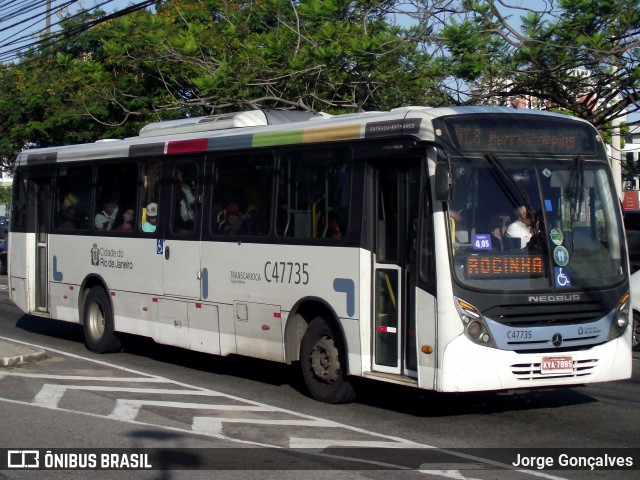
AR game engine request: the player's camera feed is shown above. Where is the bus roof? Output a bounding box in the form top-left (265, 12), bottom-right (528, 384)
top-left (15, 106), bottom-right (592, 166)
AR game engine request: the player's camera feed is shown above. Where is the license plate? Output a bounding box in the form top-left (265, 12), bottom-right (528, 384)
top-left (540, 356), bottom-right (573, 374)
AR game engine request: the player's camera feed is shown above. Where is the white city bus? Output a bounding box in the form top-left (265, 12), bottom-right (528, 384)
top-left (9, 106), bottom-right (632, 403)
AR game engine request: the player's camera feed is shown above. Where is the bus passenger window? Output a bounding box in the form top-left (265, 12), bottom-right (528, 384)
top-left (276, 149), bottom-right (350, 239)
top-left (211, 154), bottom-right (273, 237)
top-left (55, 165), bottom-right (92, 231)
top-left (171, 164), bottom-right (197, 235)
top-left (141, 161), bottom-right (160, 234)
top-left (95, 162), bottom-right (138, 233)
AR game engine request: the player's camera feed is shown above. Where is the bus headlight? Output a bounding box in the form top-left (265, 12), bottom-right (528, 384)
top-left (608, 293), bottom-right (630, 341)
top-left (454, 297), bottom-right (496, 348)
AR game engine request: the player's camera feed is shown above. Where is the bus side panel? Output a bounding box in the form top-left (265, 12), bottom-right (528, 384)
top-left (8, 232), bottom-right (31, 314)
top-left (47, 235), bottom-right (164, 336)
top-left (49, 281), bottom-right (81, 323)
top-left (344, 247), bottom-right (371, 376)
top-left (234, 302), bottom-right (283, 362)
top-left (415, 288), bottom-right (437, 390)
top-left (189, 303), bottom-right (220, 355)
top-left (48, 235), bottom-right (164, 295)
top-left (112, 290), bottom-right (159, 340)
top-left (202, 242), bottom-right (362, 366)
top-left (158, 298), bottom-right (189, 349)
top-left (218, 303), bottom-right (237, 356)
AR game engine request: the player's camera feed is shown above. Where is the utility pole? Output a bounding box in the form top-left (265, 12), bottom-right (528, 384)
top-left (46, 0), bottom-right (52, 34)
top-left (612, 115), bottom-right (623, 200)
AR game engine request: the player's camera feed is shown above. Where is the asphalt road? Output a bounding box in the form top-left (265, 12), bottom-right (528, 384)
top-left (0, 275), bottom-right (638, 480)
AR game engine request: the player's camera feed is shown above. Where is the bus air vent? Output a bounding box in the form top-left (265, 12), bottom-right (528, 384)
top-left (139, 110), bottom-right (326, 137)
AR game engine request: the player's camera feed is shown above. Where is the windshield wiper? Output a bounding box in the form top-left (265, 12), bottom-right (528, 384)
top-left (484, 153), bottom-right (533, 212)
top-left (567, 155), bottom-right (585, 222)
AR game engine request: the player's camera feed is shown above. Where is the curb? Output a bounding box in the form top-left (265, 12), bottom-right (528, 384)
top-left (0, 340), bottom-right (48, 367)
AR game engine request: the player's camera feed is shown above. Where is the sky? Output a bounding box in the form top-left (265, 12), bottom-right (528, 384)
top-left (0, 0), bottom-right (147, 63)
top-left (0, 0), bottom-right (637, 125)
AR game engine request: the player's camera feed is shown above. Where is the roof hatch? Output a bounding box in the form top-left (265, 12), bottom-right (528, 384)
top-left (139, 109), bottom-right (326, 137)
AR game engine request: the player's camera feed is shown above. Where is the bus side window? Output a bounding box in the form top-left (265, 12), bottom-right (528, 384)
top-left (212, 154), bottom-right (273, 237)
top-left (11, 169), bottom-right (27, 230)
top-left (55, 165), bottom-right (92, 231)
top-left (95, 162), bottom-right (138, 232)
top-left (276, 149), bottom-right (350, 239)
top-left (141, 161), bottom-right (161, 234)
top-left (171, 163), bottom-right (197, 235)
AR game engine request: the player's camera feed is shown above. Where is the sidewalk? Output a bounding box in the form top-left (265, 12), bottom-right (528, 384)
top-left (0, 338), bottom-right (47, 367)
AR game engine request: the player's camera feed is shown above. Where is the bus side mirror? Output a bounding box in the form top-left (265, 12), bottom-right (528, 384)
top-left (435, 162), bottom-right (453, 201)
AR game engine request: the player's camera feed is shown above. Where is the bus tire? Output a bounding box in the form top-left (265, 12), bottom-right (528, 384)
top-left (300, 316), bottom-right (356, 404)
top-left (82, 287), bottom-right (121, 353)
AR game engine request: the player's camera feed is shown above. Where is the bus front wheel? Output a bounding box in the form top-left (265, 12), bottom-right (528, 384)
top-left (82, 287), bottom-right (121, 353)
top-left (300, 317), bottom-right (356, 404)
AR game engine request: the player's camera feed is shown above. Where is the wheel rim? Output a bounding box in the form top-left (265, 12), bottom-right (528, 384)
top-left (87, 301), bottom-right (106, 341)
top-left (634, 314), bottom-right (640, 349)
top-left (309, 334), bottom-right (340, 384)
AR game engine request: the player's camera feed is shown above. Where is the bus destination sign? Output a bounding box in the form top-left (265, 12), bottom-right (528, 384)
top-left (446, 117), bottom-right (596, 154)
top-left (466, 255), bottom-right (544, 279)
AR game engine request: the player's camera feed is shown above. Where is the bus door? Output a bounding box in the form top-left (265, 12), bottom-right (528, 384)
top-left (27, 174), bottom-right (53, 313)
top-left (158, 160), bottom-right (217, 352)
top-left (161, 160), bottom-right (203, 299)
top-left (372, 160), bottom-right (421, 376)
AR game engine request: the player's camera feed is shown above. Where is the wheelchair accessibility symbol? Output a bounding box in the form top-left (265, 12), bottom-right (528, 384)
top-left (554, 267), bottom-right (571, 288)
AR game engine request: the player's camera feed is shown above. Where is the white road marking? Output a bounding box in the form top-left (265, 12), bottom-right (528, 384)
top-left (0, 336), bottom-right (569, 479)
top-left (110, 399), bottom-right (274, 422)
top-left (289, 438), bottom-right (422, 449)
top-left (192, 417), bottom-right (336, 436)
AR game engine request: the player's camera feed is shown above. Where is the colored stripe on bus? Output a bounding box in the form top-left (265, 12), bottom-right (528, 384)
top-left (303, 124), bottom-right (362, 143)
top-left (26, 152), bottom-right (58, 164)
top-left (130, 142), bottom-right (165, 157)
top-left (208, 135), bottom-right (253, 151)
top-left (252, 129), bottom-right (304, 148)
top-left (167, 138), bottom-right (209, 154)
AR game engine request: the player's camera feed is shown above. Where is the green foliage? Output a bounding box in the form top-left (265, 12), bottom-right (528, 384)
top-left (441, 0), bottom-right (640, 133)
top-left (1, 0), bottom-right (639, 171)
top-left (0, 187), bottom-right (10, 208)
top-left (0, 0), bottom-right (448, 169)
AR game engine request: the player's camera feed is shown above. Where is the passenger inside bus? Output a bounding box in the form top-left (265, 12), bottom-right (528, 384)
top-left (58, 206), bottom-right (77, 230)
top-left (505, 206), bottom-right (533, 249)
top-left (220, 203), bottom-right (245, 235)
top-left (114, 208), bottom-right (135, 232)
top-left (328, 220), bottom-right (341, 238)
top-left (175, 168), bottom-right (196, 232)
top-left (488, 213), bottom-right (510, 251)
top-left (95, 201), bottom-right (117, 231)
top-left (141, 203), bottom-right (158, 233)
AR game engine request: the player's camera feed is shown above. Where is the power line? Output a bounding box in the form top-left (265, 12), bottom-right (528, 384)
top-left (0, 0), bottom-right (157, 63)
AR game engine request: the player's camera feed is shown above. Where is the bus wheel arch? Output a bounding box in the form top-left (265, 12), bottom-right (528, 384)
top-left (285, 298), bottom-right (344, 363)
top-left (288, 299), bottom-right (356, 403)
top-left (80, 276), bottom-right (121, 353)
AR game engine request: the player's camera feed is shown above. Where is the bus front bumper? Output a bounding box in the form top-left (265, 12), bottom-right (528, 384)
top-left (437, 331), bottom-right (632, 392)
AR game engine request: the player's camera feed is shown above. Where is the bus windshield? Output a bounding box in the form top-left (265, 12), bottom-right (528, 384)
top-left (447, 155), bottom-right (624, 291)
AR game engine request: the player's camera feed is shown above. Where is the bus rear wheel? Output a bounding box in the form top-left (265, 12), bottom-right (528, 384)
top-left (82, 287), bottom-right (121, 353)
top-left (300, 317), bottom-right (356, 404)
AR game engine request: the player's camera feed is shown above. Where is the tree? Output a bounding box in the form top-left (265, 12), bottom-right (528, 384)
top-left (94, 0), bottom-right (449, 113)
top-left (3, 0), bottom-right (639, 173)
top-left (0, 0), bottom-right (452, 168)
top-left (435, 0), bottom-right (640, 131)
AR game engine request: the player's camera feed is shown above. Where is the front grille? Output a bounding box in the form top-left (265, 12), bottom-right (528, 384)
top-left (484, 301), bottom-right (606, 327)
top-left (510, 358), bottom-right (598, 381)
